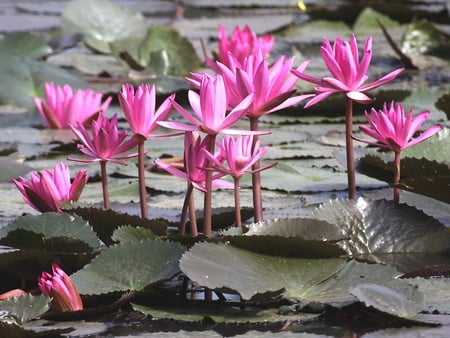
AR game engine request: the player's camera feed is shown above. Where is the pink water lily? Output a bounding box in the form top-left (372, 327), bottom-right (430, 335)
top-left (205, 24), bottom-right (275, 71)
top-left (292, 34), bottom-right (404, 107)
top-left (357, 101), bottom-right (443, 153)
top-left (159, 74), bottom-right (253, 136)
top-left (34, 82), bottom-right (112, 129)
top-left (13, 162), bottom-right (88, 213)
top-left (38, 263), bottom-right (83, 312)
top-left (118, 83), bottom-right (174, 141)
top-left (69, 114), bottom-right (138, 165)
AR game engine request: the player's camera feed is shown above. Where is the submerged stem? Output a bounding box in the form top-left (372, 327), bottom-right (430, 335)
top-left (393, 150), bottom-right (401, 204)
top-left (345, 97), bottom-right (356, 199)
top-left (249, 117), bottom-right (263, 222)
top-left (137, 141), bottom-right (148, 219)
top-left (100, 161), bottom-right (110, 210)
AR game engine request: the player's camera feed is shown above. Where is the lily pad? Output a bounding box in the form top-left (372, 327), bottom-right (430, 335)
top-left (71, 239), bottom-right (184, 295)
top-left (111, 225), bottom-right (158, 243)
top-left (401, 19), bottom-right (450, 57)
top-left (0, 32), bottom-right (52, 59)
top-left (0, 294), bottom-right (49, 325)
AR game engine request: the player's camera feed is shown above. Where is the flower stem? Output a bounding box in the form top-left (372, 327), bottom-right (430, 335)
top-left (234, 177), bottom-right (242, 228)
top-left (249, 117), bottom-right (263, 222)
top-left (345, 97), bottom-right (356, 199)
top-left (138, 141), bottom-right (148, 219)
top-left (100, 161), bottom-right (110, 209)
top-left (189, 188), bottom-right (198, 237)
top-left (203, 134), bottom-right (216, 236)
top-left (393, 150), bottom-right (401, 204)
top-left (179, 182), bottom-right (192, 235)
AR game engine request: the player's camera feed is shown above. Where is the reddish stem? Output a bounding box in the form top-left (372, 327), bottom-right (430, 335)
top-left (203, 134), bottom-right (216, 236)
top-left (234, 177), bottom-right (242, 228)
top-left (138, 141), bottom-right (148, 219)
top-left (345, 97), bottom-right (356, 200)
top-left (249, 117), bottom-right (263, 222)
top-left (100, 161), bottom-right (110, 210)
top-left (179, 182), bottom-right (192, 235)
top-left (189, 188), bottom-right (198, 237)
top-left (393, 150), bottom-right (401, 204)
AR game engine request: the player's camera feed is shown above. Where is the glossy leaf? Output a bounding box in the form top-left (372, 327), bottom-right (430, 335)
top-left (0, 294), bottom-right (49, 325)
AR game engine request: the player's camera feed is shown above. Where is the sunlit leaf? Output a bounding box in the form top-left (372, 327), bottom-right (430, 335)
top-left (71, 239), bottom-right (184, 295)
top-left (401, 19), bottom-right (450, 57)
top-left (111, 225), bottom-right (157, 243)
top-left (0, 32), bottom-right (52, 59)
top-left (0, 294), bottom-right (49, 325)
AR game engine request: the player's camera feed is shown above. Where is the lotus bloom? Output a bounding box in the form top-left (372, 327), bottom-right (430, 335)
top-left (204, 135), bottom-right (273, 179)
top-left (292, 34), bottom-right (404, 108)
top-left (69, 113), bottom-right (138, 165)
top-left (357, 101), bottom-right (442, 152)
top-left (155, 132), bottom-right (232, 192)
top-left (34, 82), bottom-right (112, 129)
top-left (159, 74), bottom-right (253, 136)
top-left (13, 163), bottom-right (88, 213)
top-left (205, 24), bottom-right (275, 71)
top-left (356, 101), bottom-right (442, 203)
top-left (118, 83), bottom-right (174, 141)
top-left (38, 263), bottom-right (83, 312)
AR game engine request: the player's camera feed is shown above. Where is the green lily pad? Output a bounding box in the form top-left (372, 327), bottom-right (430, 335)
top-left (111, 225), bottom-right (158, 243)
top-left (353, 7), bottom-right (400, 34)
top-left (312, 197), bottom-right (450, 256)
top-left (0, 159), bottom-right (33, 183)
top-left (401, 19), bottom-right (450, 57)
top-left (0, 294), bottom-right (49, 325)
top-left (402, 127), bottom-right (449, 163)
top-left (410, 277), bottom-right (450, 314)
top-left (70, 239), bottom-right (184, 295)
top-left (0, 32), bottom-right (52, 59)
top-left (0, 213), bottom-right (100, 252)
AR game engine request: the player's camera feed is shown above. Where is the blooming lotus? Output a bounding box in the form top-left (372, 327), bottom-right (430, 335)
top-left (34, 82), bottom-right (112, 129)
top-left (118, 83), bottom-right (174, 141)
top-left (292, 34), bottom-right (404, 107)
top-left (13, 163), bottom-right (88, 213)
top-left (203, 134), bottom-right (273, 179)
top-left (69, 114), bottom-right (138, 165)
top-left (205, 24), bottom-right (275, 71)
top-left (357, 101), bottom-right (443, 153)
top-left (159, 74), bottom-right (254, 136)
top-left (38, 263), bottom-right (83, 312)
top-left (155, 132), bottom-right (233, 192)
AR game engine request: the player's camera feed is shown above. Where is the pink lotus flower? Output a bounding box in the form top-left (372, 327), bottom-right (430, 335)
top-left (34, 82), bottom-right (112, 129)
top-left (212, 51), bottom-right (313, 118)
top-left (203, 134), bottom-right (273, 179)
top-left (69, 114), bottom-right (138, 165)
top-left (118, 84), bottom-right (174, 141)
top-left (155, 132), bottom-right (233, 192)
top-left (357, 101), bottom-right (443, 152)
top-left (292, 34), bottom-right (404, 107)
top-left (205, 24), bottom-right (275, 71)
top-left (158, 74), bottom-right (254, 136)
top-left (38, 263), bottom-right (83, 312)
top-left (13, 163), bottom-right (88, 213)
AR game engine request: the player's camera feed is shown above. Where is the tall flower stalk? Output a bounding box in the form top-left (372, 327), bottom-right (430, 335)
top-left (292, 34), bottom-right (404, 199)
top-left (68, 114), bottom-right (139, 209)
top-left (355, 101), bottom-right (442, 203)
top-left (118, 84), bottom-right (174, 219)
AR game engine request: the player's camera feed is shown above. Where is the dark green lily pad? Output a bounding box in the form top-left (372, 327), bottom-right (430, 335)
top-left (70, 239), bottom-right (184, 295)
top-left (312, 198), bottom-right (450, 257)
top-left (0, 294), bottom-right (49, 325)
top-left (111, 225), bottom-right (158, 243)
top-left (0, 213), bottom-right (100, 252)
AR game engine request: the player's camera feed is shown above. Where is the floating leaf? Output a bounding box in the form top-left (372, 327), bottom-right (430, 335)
top-left (71, 239), bottom-right (184, 295)
top-left (0, 294), bottom-right (49, 325)
top-left (401, 19), bottom-right (450, 57)
top-left (353, 7), bottom-right (400, 34)
top-left (312, 198), bottom-right (450, 256)
top-left (0, 32), bottom-right (52, 59)
top-left (111, 225), bottom-right (157, 243)
top-left (0, 213), bottom-right (100, 252)
top-left (402, 128), bottom-right (449, 163)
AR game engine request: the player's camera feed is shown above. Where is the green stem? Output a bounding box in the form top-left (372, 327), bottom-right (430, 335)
top-left (138, 141), bottom-right (148, 219)
top-left (203, 134), bottom-right (216, 236)
top-left (100, 161), bottom-right (110, 210)
top-left (234, 177), bottom-right (242, 228)
top-left (393, 150), bottom-right (401, 204)
top-left (179, 182), bottom-right (193, 235)
top-left (345, 97), bottom-right (356, 199)
top-left (249, 117), bottom-right (263, 222)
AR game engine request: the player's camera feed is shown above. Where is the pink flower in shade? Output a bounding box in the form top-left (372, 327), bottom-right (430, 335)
top-left (356, 101), bottom-right (443, 153)
top-left (292, 34), bottom-right (404, 108)
top-left (158, 74), bottom-right (254, 136)
top-left (118, 84), bottom-right (175, 141)
top-left (69, 114), bottom-right (139, 165)
top-left (203, 134), bottom-right (274, 179)
top-left (205, 24), bottom-right (275, 71)
top-left (154, 132), bottom-right (233, 192)
top-left (208, 51), bottom-right (313, 118)
top-left (34, 82), bottom-right (112, 129)
top-left (13, 163), bottom-right (88, 213)
top-left (38, 263), bottom-right (83, 312)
